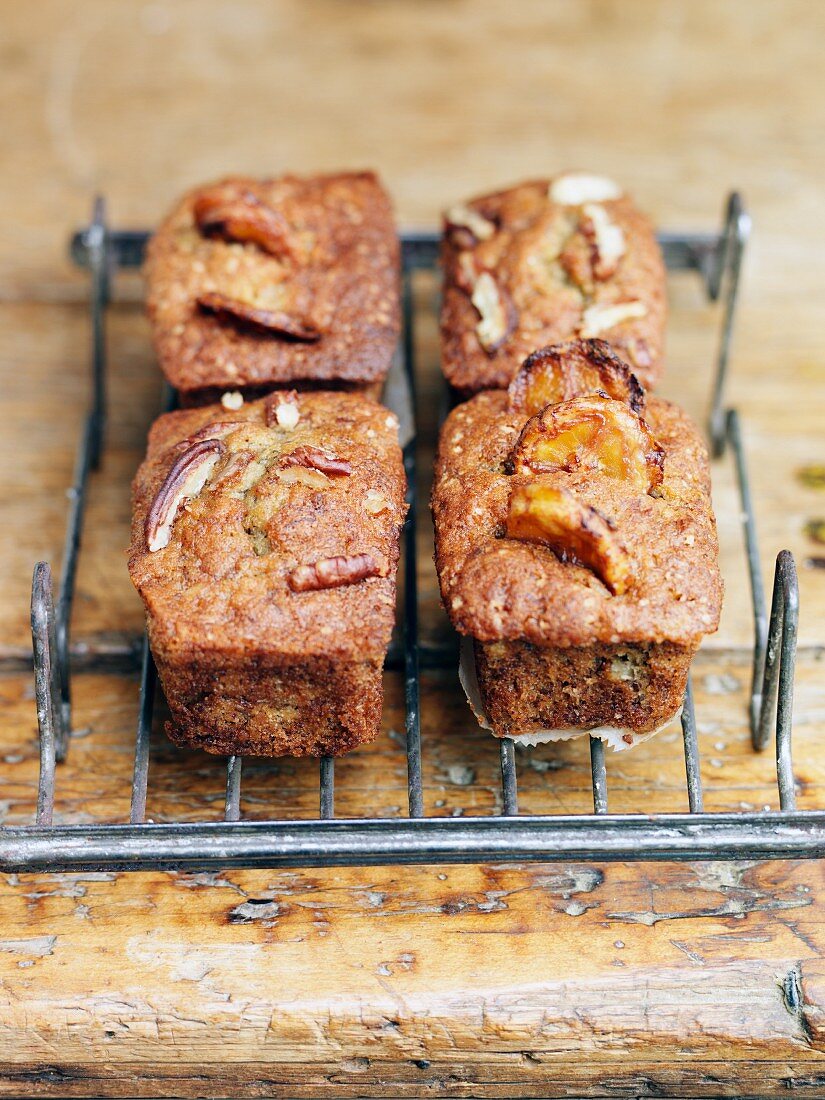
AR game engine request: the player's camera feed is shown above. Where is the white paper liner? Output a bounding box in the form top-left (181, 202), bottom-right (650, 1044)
top-left (458, 637), bottom-right (680, 753)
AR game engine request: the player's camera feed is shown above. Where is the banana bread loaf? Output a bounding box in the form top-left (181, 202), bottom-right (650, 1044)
top-left (144, 172), bottom-right (401, 403)
top-left (129, 390), bottom-right (407, 757)
top-left (432, 339), bottom-right (722, 749)
top-left (440, 174), bottom-right (667, 396)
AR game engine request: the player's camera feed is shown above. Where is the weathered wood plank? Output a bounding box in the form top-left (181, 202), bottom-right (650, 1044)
top-left (1, 0), bottom-right (825, 1094)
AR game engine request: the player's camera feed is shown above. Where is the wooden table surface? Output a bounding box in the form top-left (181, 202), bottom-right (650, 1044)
top-left (2, 2), bottom-right (825, 1096)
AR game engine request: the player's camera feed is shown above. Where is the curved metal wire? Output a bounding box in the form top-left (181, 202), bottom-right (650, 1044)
top-left (709, 192), bottom-right (751, 456)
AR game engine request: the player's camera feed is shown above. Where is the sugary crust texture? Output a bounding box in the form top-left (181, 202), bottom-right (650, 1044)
top-left (474, 640), bottom-right (692, 737)
top-left (144, 172), bottom-right (401, 397)
top-left (432, 391), bottom-right (722, 648)
top-left (129, 391), bottom-right (407, 756)
top-left (441, 177), bottom-right (667, 394)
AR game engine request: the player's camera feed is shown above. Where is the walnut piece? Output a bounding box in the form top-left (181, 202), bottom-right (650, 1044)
top-left (550, 174), bottom-right (622, 205)
top-left (471, 271), bottom-right (515, 354)
top-left (444, 203), bottom-right (496, 245)
top-left (279, 446), bottom-right (352, 477)
top-left (507, 480), bottom-right (633, 595)
top-left (198, 292), bottom-right (321, 341)
top-left (287, 553), bottom-right (382, 592)
top-left (145, 439), bottom-right (226, 552)
top-left (580, 300), bottom-right (647, 338)
top-left (582, 203), bottom-right (626, 279)
top-left (508, 339), bottom-right (645, 417)
top-left (194, 183), bottom-right (296, 259)
top-left (511, 394), bottom-right (664, 493)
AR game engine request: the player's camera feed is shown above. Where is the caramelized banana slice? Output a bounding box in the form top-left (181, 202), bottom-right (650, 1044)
top-left (508, 339), bottom-right (645, 416)
top-left (507, 481), bottom-right (633, 595)
top-left (511, 394), bottom-right (664, 493)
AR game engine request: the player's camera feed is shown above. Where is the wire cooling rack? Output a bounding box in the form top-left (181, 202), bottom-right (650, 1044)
top-left (1, 192), bottom-right (821, 873)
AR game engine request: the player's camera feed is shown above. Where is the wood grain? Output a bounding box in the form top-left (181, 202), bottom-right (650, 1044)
top-left (1, 0), bottom-right (824, 1095)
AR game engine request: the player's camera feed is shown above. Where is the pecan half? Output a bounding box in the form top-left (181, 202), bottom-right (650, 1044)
top-left (279, 446), bottom-right (352, 477)
top-left (511, 394), bottom-right (664, 493)
top-left (145, 439), bottom-right (226, 552)
top-left (198, 292), bottom-right (322, 341)
top-left (508, 339), bottom-right (645, 416)
top-left (194, 184), bottom-right (295, 259)
top-left (507, 480), bottom-right (633, 595)
top-left (287, 552), bottom-right (382, 593)
top-left (470, 272), bottom-right (516, 355)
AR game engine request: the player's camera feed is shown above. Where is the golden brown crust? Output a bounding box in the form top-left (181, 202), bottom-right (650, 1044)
top-left (431, 377), bottom-right (722, 649)
top-left (440, 176), bottom-right (667, 395)
top-left (129, 391), bottom-right (407, 756)
top-left (144, 172), bottom-right (401, 398)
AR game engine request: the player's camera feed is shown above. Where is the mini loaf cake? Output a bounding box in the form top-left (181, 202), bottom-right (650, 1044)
top-left (144, 171), bottom-right (401, 403)
top-left (432, 339), bottom-right (722, 749)
top-left (440, 173), bottom-right (667, 396)
top-left (129, 390), bottom-right (407, 757)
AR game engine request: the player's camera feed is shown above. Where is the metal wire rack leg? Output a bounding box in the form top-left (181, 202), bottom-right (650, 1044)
top-left (30, 563), bottom-right (64, 825)
top-left (709, 192), bottom-right (751, 456)
top-left (319, 757), bottom-right (335, 819)
top-left (680, 678), bottom-right (704, 813)
top-left (757, 551), bottom-right (800, 809)
top-left (589, 737), bottom-right (608, 814)
top-left (225, 756), bottom-right (243, 822)
top-left (726, 409), bottom-right (769, 745)
top-left (129, 640), bottom-right (155, 824)
top-left (401, 266), bottom-right (424, 819)
top-left (33, 198), bottom-right (111, 764)
top-left (499, 739), bottom-right (518, 815)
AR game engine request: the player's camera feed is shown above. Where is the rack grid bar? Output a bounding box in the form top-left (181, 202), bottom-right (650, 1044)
top-left (499, 739), bottom-right (519, 816)
top-left (401, 262), bottom-right (424, 819)
top-left (589, 738), bottom-right (608, 815)
top-left (31, 564), bottom-right (61, 826)
top-left (224, 757), bottom-right (243, 822)
top-left (681, 678), bottom-right (704, 813)
top-left (4, 813), bottom-right (825, 873)
top-left (129, 641), bottom-right (155, 825)
top-left (319, 757), bottom-right (335, 819)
